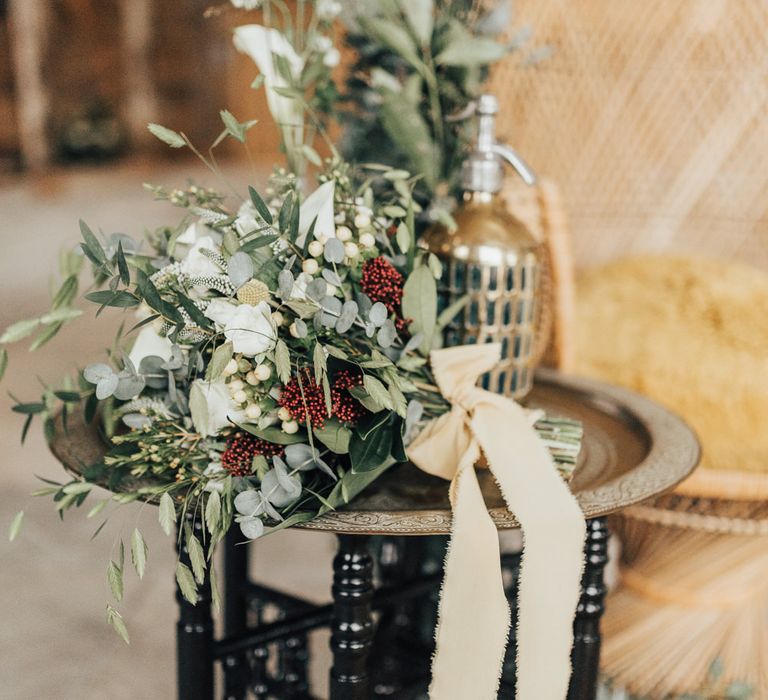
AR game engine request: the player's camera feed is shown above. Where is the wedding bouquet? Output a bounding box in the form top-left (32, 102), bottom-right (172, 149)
top-left (3, 5), bottom-right (585, 694)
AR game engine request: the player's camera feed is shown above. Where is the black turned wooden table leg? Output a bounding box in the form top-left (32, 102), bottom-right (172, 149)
top-left (568, 516), bottom-right (610, 700)
top-left (330, 535), bottom-right (374, 700)
top-left (223, 530), bottom-right (249, 700)
top-left (176, 513), bottom-right (214, 700)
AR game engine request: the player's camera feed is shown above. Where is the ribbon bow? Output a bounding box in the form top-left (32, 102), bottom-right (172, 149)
top-left (408, 343), bottom-right (586, 700)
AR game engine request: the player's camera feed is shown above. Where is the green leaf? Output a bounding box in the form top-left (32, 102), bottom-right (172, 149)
top-left (186, 532), bottom-right (206, 584)
top-left (205, 491), bottom-right (221, 537)
top-left (79, 219), bottom-right (107, 265)
top-left (355, 410), bottom-right (391, 440)
top-left (148, 123), bottom-right (186, 148)
top-left (8, 510), bottom-right (24, 542)
top-left (238, 423), bottom-right (306, 445)
top-left (363, 375), bottom-right (394, 411)
top-left (206, 341), bottom-right (234, 381)
top-left (349, 385), bottom-right (386, 413)
top-left (0, 348), bottom-right (7, 382)
top-left (436, 36), bottom-right (507, 66)
top-left (12, 401), bottom-right (45, 415)
top-left (248, 186), bottom-right (273, 225)
top-left (220, 109), bottom-right (246, 143)
top-left (349, 419), bottom-right (394, 473)
top-left (313, 343), bottom-right (327, 385)
top-left (63, 481), bottom-right (92, 495)
top-left (437, 294), bottom-right (469, 329)
top-left (106, 605), bottom-right (130, 644)
top-left (400, 0), bottom-right (433, 44)
top-left (87, 499), bottom-right (109, 519)
top-left (116, 241), bottom-right (130, 286)
top-left (130, 528), bottom-right (148, 580)
top-left (359, 17), bottom-right (422, 70)
top-left (40, 308), bottom-right (82, 324)
top-left (395, 222), bottom-right (411, 255)
top-left (52, 275), bottom-right (78, 309)
top-left (324, 345), bottom-right (348, 360)
top-left (380, 93), bottom-right (439, 189)
top-left (85, 290), bottom-right (140, 308)
top-left (107, 560), bottom-right (124, 602)
top-left (301, 144), bottom-right (322, 166)
top-left (323, 459), bottom-right (396, 511)
top-left (314, 419), bottom-right (352, 454)
top-left (401, 266), bottom-right (437, 355)
top-left (274, 339), bottom-right (291, 383)
top-left (240, 234), bottom-right (278, 253)
top-left (175, 562), bottom-right (199, 605)
top-left (159, 492), bottom-right (176, 536)
top-left (0, 317), bottom-right (40, 344)
top-left (29, 321), bottom-right (64, 351)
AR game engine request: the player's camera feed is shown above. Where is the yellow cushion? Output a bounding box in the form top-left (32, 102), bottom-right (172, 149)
top-left (575, 255), bottom-right (768, 473)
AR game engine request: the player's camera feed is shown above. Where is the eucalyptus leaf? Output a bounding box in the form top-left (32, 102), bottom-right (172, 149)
top-left (227, 251), bottom-right (254, 289)
top-left (402, 266), bottom-right (437, 355)
top-left (324, 238), bottom-right (345, 263)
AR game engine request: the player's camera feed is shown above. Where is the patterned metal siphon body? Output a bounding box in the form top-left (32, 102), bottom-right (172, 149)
top-left (423, 193), bottom-right (541, 399)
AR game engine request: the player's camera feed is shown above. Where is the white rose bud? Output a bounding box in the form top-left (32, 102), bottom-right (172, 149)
top-left (282, 420), bottom-right (299, 434)
top-left (223, 358), bottom-right (239, 376)
top-left (233, 390), bottom-right (248, 404)
top-left (302, 258), bottom-right (319, 275)
top-left (254, 364), bottom-right (272, 381)
top-left (359, 232), bottom-right (376, 248)
top-left (277, 406), bottom-right (293, 422)
top-left (245, 371), bottom-right (259, 386)
top-left (315, 232), bottom-right (328, 244)
top-left (245, 404), bottom-right (262, 420)
top-left (308, 240), bottom-right (324, 258)
top-left (344, 242), bottom-right (359, 259)
top-left (336, 225), bottom-right (352, 242)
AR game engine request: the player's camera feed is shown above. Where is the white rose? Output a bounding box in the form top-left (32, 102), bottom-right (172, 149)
top-left (297, 181), bottom-right (335, 246)
top-left (204, 298), bottom-right (238, 327)
top-left (128, 326), bottom-right (174, 369)
top-left (323, 48), bottom-right (340, 68)
top-left (189, 379), bottom-right (245, 437)
top-left (224, 302), bottom-right (277, 358)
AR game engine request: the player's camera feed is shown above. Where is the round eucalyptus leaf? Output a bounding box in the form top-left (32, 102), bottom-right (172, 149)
top-left (369, 302), bottom-right (388, 327)
top-left (306, 278), bottom-right (328, 302)
top-left (234, 489), bottom-right (262, 516)
top-left (323, 238), bottom-right (345, 263)
top-left (228, 251), bottom-right (255, 289)
top-left (84, 362), bottom-right (114, 384)
top-left (377, 319), bottom-right (397, 348)
top-left (336, 301), bottom-right (358, 334)
top-left (114, 374), bottom-right (146, 401)
top-left (278, 270), bottom-right (294, 299)
top-left (322, 268), bottom-right (342, 287)
top-left (239, 516), bottom-right (265, 539)
top-left (95, 373), bottom-right (119, 400)
top-left (293, 318), bottom-right (308, 338)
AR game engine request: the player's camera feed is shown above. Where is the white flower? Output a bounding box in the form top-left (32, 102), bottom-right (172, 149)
top-left (234, 25), bottom-right (304, 156)
top-left (313, 36), bottom-right (333, 53)
top-left (323, 48), bottom-right (340, 68)
top-left (204, 300), bottom-right (277, 358)
top-left (231, 0), bottom-right (260, 8)
top-left (234, 200), bottom-right (262, 237)
top-left (180, 235), bottom-right (222, 277)
top-left (189, 379), bottom-right (246, 437)
top-left (298, 181), bottom-right (335, 246)
top-left (128, 326), bottom-right (174, 369)
top-left (316, 0), bottom-right (342, 21)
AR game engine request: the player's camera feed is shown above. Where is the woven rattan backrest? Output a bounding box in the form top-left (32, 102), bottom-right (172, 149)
top-left (490, 0), bottom-right (768, 272)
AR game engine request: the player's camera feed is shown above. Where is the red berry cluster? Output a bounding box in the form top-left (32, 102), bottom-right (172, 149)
top-left (221, 432), bottom-right (284, 477)
top-left (331, 370), bottom-right (368, 425)
top-left (278, 369), bottom-right (329, 428)
top-left (361, 257), bottom-right (404, 316)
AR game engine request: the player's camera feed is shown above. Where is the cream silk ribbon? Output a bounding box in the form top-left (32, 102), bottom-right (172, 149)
top-left (408, 343), bottom-right (586, 700)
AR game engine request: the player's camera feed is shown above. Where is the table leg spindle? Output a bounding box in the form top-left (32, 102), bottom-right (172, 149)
top-left (330, 535), bottom-right (374, 700)
top-left (176, 513), bottom-right (214, 700)
top-left (568, 516), bottom-right (610, 700)
top-left (223, 530), bottom-right (250, 700)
